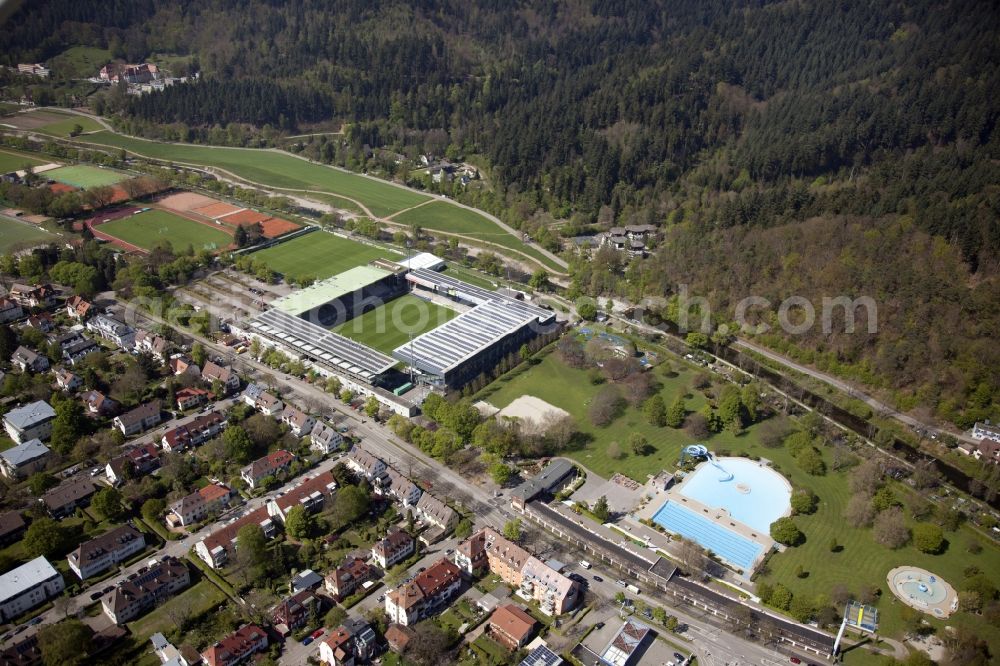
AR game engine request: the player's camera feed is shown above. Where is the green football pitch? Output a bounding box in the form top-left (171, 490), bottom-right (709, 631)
top-left (0, 149), bottom-right (48, 173)
top-left (45, 164), bottom-right (129, 188)
top-left (333, 293), bottom-right (458, 354)
top-left (98, 209), bottom-right (232, 251)
top-left (250, 231), bottom-right (400, 280)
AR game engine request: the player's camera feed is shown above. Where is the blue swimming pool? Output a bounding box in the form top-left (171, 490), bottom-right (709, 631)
top-left (677, 457), bottom-right (791, 533)
top-left (652, 501), bottom-right (762, 571)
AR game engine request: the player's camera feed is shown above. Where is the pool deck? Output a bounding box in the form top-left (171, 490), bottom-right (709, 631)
top-left (633, 466), bottom-right (781, 575)
top-left (887, 566), bottom-right (959, 618)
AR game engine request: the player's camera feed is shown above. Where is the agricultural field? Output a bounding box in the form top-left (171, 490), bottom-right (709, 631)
top-left (32, 114), bottom-right (104, 138)
top-left (75, 131), bottom-right (429, 217)
top-left (98, 209), bottom-right (232, 252)
top-left (45, 164), bottom-right (128, 188)
top-left (333, 293), bottom-right (458, 354)
top-left (0, 217), bottom-right (56, 253)
top-left (250, 231), bottom-right (398, 280)
top-left (0, 148), bottom-right (48, 172)
top-left (49, 45), bottom-right (111, 78)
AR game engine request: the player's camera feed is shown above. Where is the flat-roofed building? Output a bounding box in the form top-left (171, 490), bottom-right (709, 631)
top-left (0, 439), bottom-right (50, 479)
top-left (0, 557), bottom-right (65, 621)
top-left (3, 400), bottom-right (56, 444)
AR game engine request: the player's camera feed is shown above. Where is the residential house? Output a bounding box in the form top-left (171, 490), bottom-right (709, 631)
top-left (11, 346), bottom-right (48, 373)
top-left (113, 400), bottom-right (161, 437)
top-left (345, 445), bottom-right (387, 483)
top-left (309, 421), bottom-right (343, 454)
top-left (0, 512), bottom-right (26, 547)
top-left (67, 524), bottom-right (146, 579)
top-left (24, 314), bottom-right (53, 333)
top-left (53, 330), bottom-right (85, 351)
top-left (0, 557), bottom-right (65, 621)
top-left (17, 63), bottom-right (50, 77)
top-left (0, 439), bottom-right (51, 479)
top-left (167, 483), bottom-right (235, 528)
top-left (624, 223), bottom-right (657, 240)
top-left (455, 528), bottom-right (579, 616)
top-left (201, 624), bottom-right (268, 666)
top-left (0, 297), bottom-right (23, 323)
top-left (384, 623), bottom-right (415, 654)
top-left (279, 404), bottom-right (315, 438)
top-left (149, 633), bottom-right (202, 666)
top-left (175, 387), bottom-right (211, 411)
top-left (0, 632), bottom-right (41, 665)
top-left (168, 355), bottom-right (200, 378)
top-left (9, 284), bottom-right (55, 309)
top-left (41, 477), bottom-right (96, 518)
top-left (385, 557), bottom-right (461, 626)
top-left (319, 626), bottom-right (355, 666)
top-left (102, 557), bottom-right (190, 625)
top-left (65, 295), bottom-right (92, 321)
top-left (54, 367), bottom-right (82, 391)
top-left (241, 383), bottom-right (283, 416)
top-left (133, 330), bottom-right (170, 359)
top-left (86, 314), bottom-right (136, 349)
top-left (240, 449), bottom-right (294, 490)
top-left (201, 361), bottom-right (240, 394)
top-left (265, 471), bottom-right (336, 524)
top-left (377, 466), bottom-right (422, 507)
top-left (105, 443), bottom-right (160, 485)
top-left (270, 589), bottom-right (319, 636)
top-left (371, 528), bottom-right (415, 569)
top-left (487, 604), bottom-right (537, 650)
top-left (325, 557), bottom-right (374, 601)
top-left (520, 645), bottom-right (565, 666)
top-left (414, 492), bottom-right (457, 533)
top-left (972, 421), bottom-right (1000, 444)
top-left (195, 506), bottom-right (275, 569)
top-left (291, 569), bottom-right (324, 593)
top-left (81, 390), bottom-right (118, 417)
top-left (160, 411), bottom-right (226, 453)
top-left (3, 400), bottom-right (56, 443)
top-left (62, 338), bottom-right (99, 365)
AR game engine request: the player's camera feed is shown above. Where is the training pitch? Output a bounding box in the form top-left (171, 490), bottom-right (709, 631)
top-left (98, 209), bottom-right (232, 252)
top-left (250, 232), bottom-right (398, 280)
top-left (46, 164), bottom-right (129, 188)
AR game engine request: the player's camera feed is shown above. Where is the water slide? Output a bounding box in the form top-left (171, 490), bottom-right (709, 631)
top-left (706, 453), bottom-right (734, 481)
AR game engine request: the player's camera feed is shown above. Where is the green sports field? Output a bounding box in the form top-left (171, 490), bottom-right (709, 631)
top-left (0, 217), bottom-right (56, 253)
top-left (99, 209), bottom-right (232, 252)
top-left (46, 164), bottom-right (128, 188)
top-left (250, 231), bottom-right (398, 280)
top-left (0, 149), bottom-right (48, 173)
top-left (333, 293), bottom-right (458, 354)
top-left (76, 131), bottom-right (429, 217)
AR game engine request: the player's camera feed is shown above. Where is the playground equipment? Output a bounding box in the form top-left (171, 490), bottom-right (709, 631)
top-left (832, 601), bottom-right (879, 655)
top-left (678, 445), bottom-right (733, 481)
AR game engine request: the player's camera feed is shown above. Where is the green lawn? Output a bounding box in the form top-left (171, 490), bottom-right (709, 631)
top-left (0, 217), bottom-right (56, 253)
top-left (442, 265), bottom-right (498, 291)
top-left (49, 46), bottom-right (111, 78)
top-left (0, 149), bottom-right (49, 172)
top-left (480, 346), bottom-right (761, 481)
top-left (127, 579), bottom-right (227, 639)
top-left (250, 231), bottom-right (398, 279)
top-left (333, 293), bottom-right (458, 354)
top-left (33, 115), bottom-right (104, 138)
top-left (392, 200), bottom-right (562, 271)
top-left (45, 164), bottom-right (127, 188)
top-left (75, 131), bottom-right (429, 217)
top-left (99, 209), bottom-right (232, 252)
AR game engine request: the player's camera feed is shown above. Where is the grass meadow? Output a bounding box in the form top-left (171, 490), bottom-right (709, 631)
top-left (0, 217), bottom-right (56, 253)
top-left (0, 149), bottom-right (48, 172)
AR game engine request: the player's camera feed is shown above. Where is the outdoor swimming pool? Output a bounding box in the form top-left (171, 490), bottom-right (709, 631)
top-left (677, 457), bottom-right (792, 533)
top-left (652, 501), bottom-right (762, 570)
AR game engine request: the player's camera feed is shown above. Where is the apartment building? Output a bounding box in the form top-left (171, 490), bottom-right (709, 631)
top-left (241, 449), bottom-right (294, 490)
top-left (371, 528), bottom-right (415, 569)
top-left (102, 557), bottom-right (191, 624)
top-left (67, 524), bottom-right (145, 580)
top-left (3, 400), bottom-right (56, 443)
top-left (0, 557), bottom-right (65, 621)
top-left (195, 507), bottom-right (276, 569)
top-left (113, 400), bottom-right (161, 437)
top-left (385, 557), bottom-right (461, 626)
top-left (167, 483), bottom-right (235, 528)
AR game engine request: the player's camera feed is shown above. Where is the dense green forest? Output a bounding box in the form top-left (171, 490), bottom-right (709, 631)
top-left (1, 0), bottom-right (998, 428)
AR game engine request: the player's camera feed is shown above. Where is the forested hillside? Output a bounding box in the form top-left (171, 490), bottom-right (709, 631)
top-left (2, 0), bottom-right (998, 427)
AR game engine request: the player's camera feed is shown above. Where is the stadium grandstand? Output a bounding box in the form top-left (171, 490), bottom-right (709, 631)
top-left (393, 269), bottom-right (558, 389)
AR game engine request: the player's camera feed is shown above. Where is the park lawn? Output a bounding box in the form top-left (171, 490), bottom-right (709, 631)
top-left (728, 436), bottom-right (1000, 656)
top-left (392, 200), bottom-right (563, 271)
top-left (250, 231), bottom-right (398, 280)
top-left (75, 131), bottom-right (429, 217)
top-left (0, 217), bottom-right (56, 253)
top-left (127, 579), bottom-right (227, 639)
top-left (480, 347), bottom-right (764, 482)
top-left (333, 293), bottom-right (458, 354)
top-left (45, 164), bottom-right (128, 188)
top-left (0, 149), bottom-right (48, 172)
top-left (33, 115), bottom-right (104, 138)
top-left (49, 46), bottom-right (111, 78)
top-left (100, 209), bottom-right (232, 252)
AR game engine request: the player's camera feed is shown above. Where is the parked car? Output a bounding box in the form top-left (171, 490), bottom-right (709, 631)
top-left (616, 579), bottom-right (627, 587)
top-left (593, 575), bottom-right (603, 582)
top-left (789, 659), bottom-right (801, 665)
top-left (674, 653), bottom-right (685, 662)
top-left (311, 629), bottom-right (324, 639)
top-left (90, 591), bottom-right (102, 601)
top-left (579, 560), bottom-right (592, 569)
top-left (27, 617), bottom-right (42, 626)
top-left (302, 637), bottom-right (313, 646)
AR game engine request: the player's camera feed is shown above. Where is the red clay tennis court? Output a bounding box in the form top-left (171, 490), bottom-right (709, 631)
top-left (157, 191), bottom-right (217, 211)
top-left (192, 201), bottom-right (243, 219)
top-left (259, 217), bottom-right (302, 238)
top-left (220, 209), bottom-right (271, 226)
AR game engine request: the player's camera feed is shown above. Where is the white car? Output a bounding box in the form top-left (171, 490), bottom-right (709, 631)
top-left (579, 560), bottom-right (592, 569)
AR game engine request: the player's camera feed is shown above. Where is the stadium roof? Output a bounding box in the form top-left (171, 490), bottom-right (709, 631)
top-left (397, 252), bottom-right (445, 271)
top-left (246, 308), bottom-right (396, 378)
top-left (271, 265), bottom-right (391, 316)
top-left (391, 300), bottom-right (539, 376)
top-left (406, 268), bottom-right (552, 322)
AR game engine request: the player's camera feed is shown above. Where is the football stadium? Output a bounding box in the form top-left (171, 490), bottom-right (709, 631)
top-left (236, 248), bottom-right (558, 415)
